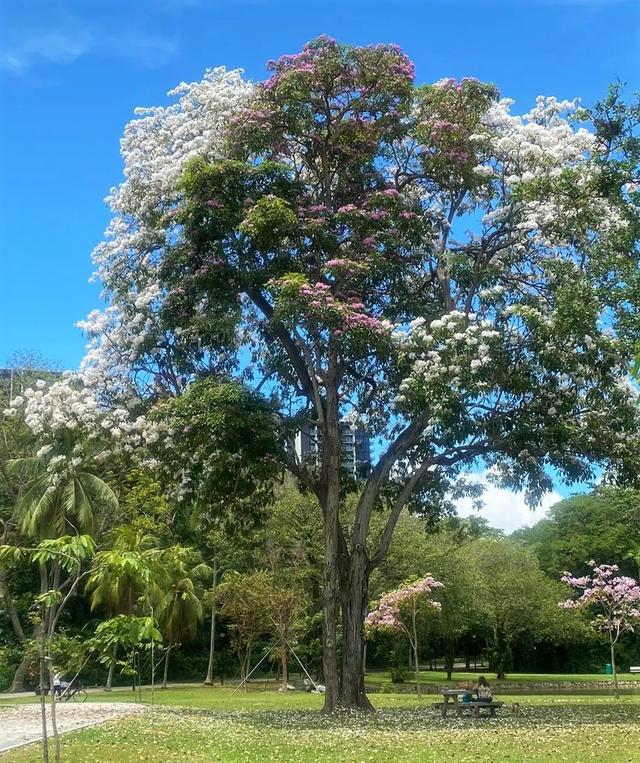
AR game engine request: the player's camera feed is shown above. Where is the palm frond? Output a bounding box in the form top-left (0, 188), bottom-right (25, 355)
top-left (74, 472), bottom-right (118, 532)
top-left (5, 457), bottom-right (46, 481)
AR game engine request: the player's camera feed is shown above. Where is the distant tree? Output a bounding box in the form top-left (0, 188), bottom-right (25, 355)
top-left (517, 488), bottom-right (640, 577)
top-left (259, 579), bottom-right (304, 691)
top-left (6, 441), bottom-right (117, 542)
top-left (440, 515), bottom-right (503, 542)
top-left (215, 571), bottom-right (273, 688)
top-left (156, 546), bottom-right (209, 688)
top-left (0, 534), bottom-right (95, 763)
top-left (92, 614), bottom-right (162, 697)
top-left (421, 534), bottom-right (484, 679)
top-left (369, 511), bottom-right (434, 596)
top-left (3, 424), bottom-right (117, 694)
top-left (150, 378), bottom-right (284, 529)
top-left (463, 538), bottom-right (569, 679)
top-left (259, 486), bottom-right (321, 688)
top-left (366, 575), bottom-right (443, 694)
top-left (561, 561), bottom-right (640, 697)
top-left (86, 527), bottom-right (162, 689)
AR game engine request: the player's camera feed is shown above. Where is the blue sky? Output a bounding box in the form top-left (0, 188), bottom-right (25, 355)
top-left (1, 0), bottom-right (638, 371)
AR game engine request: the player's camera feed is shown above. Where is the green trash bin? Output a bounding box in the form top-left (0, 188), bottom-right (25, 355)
top-left (604, 663), bottom-right (613, 674)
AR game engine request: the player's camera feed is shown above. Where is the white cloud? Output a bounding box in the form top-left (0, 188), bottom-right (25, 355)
top-left (1, 28), bottom-right (90, 73)
top-left (0, 13), bottom-right (177, 74)
top-left (454, 473), bottom-right (562, 534)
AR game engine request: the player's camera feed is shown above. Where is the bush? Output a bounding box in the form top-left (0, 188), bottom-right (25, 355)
top-left (390, 665), bottom-right (408, 683)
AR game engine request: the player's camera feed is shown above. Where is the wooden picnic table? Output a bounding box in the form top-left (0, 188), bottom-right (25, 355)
top-left (436, 689), bottom-right (504, 718)
top-left (439, 689), bottom-right (472, 717)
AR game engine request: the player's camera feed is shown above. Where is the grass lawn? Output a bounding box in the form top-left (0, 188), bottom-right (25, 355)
top-left (2, 688), bottom-right (640, 762)
top-left (365, 669), bottom-right (638, 687)
top-left (1, 668), bottom-right (635, 709)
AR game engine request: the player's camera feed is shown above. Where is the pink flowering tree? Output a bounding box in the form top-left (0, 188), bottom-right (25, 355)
top-left (560, 562), bottom-right (640, 696)
top-left (33, 36), bottom-right (640, 712)
top-left (366, 575), bottom-right (443, 694)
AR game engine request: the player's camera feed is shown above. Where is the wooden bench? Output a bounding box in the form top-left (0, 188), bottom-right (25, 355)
top-left (434, 701), bottom-right (505, 718)
top-left (630, 667), bottom-right (640, 674)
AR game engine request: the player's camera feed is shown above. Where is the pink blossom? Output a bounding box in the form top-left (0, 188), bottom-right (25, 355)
top-left (367, 574), bottom-right (444, 634)
top-left (560, 564), bottom-right (640, 639)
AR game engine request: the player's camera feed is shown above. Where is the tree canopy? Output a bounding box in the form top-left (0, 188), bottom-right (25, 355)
top-left (3, 37), bottom-right (640, 711)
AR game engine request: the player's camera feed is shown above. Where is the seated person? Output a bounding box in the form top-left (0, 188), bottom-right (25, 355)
top-left (474, 676), bottom-right (492, 703)
top-left (459, 680), bottom-right (473, 703)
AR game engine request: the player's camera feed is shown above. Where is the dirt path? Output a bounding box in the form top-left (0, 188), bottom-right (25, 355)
top-left (0, 702), bottom-right (145, 754)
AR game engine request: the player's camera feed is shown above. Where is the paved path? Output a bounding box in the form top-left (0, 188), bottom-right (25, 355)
top-left (0, 702), bottom-right (144, 754)
top-left (2, 682), bottom-right (200, 701)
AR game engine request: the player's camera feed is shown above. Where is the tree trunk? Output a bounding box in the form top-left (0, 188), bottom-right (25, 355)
top-left (38, 608), bottom-right (49, 763)
top-left (243, 650), bottom-right (251, 692)
top-left (320, 392), bottom-right (342, 714)
top-left (411, 607), bottom-right (421, 696)
top-left (238, 655), bottom-right (245, 686)
top-left (609, 630), bottom-right (619, 699)
top-left (279, 642), bottom-right (289, 691)
top-left (492, 627), bottom-right (508, 681)
top-left (321, 520), bottom-right (340, 712)
top-left (338, 549), bottom-right (374, 711)
top-left (8, 652), bottom-right (31, 693)
top-left (47, 655), bottom-right (61, 763)
top-left (105, 662), bottom-right (114, 691)
top-left (105, 646), bottom-right (116, 691)
top-left (446, 639), bottom-right (455, 681)
top-left (204, 560), bottom-right (218, 686)
top-left (162, 644), bottom-right (171, 689)
top-left (7, 565), bottom-right (49, 692)
top-left (0, 574), bottom-right (25, 643)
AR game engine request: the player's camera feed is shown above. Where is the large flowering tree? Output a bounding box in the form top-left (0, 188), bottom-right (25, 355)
top-left (56, 37), bottom-right (640, 711)
top-left (560, 562), bottom-right (640, 696)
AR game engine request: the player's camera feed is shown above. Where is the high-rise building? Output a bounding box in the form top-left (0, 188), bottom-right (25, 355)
top-left (294, 421), bottom-right (371, 477)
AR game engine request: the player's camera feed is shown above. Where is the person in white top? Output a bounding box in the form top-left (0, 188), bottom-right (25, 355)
top-left (475, 676), bottom-right (492, 702)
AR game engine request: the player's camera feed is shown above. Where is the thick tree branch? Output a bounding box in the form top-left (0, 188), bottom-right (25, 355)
top-left (283, 447), bottom-right (321, 498)
top-left (247, 289), bottom-right (323, 416)
top-left (351, 413), bottom-right (430, 549)
top-left (0, 573), bottom-right (25, 642)
top-left (370, 442), bottom-right (491, 568)
top-left (48, 570), bottom-right (91, 639)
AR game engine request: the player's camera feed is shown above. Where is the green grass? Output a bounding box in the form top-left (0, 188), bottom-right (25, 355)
top-left (365, 669), bottom-right (638, 686)
top-left (3, 688), bottom-right (640, 762)
top-left (1, 668), bottom-right (635, 709)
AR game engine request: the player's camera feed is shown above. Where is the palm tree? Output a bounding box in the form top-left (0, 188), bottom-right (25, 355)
top-left (157, 546), bottom-right (209, 688)
top-left (7, 444), bottom-right (117, 540)
top-left (86, 526), bottom-right (162, 689)
top-left (5, 440), bottom-right (118, 694)
top-left (87, 527), bottom-right (161, 614)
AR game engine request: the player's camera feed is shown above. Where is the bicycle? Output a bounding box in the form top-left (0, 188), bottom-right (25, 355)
top-left (59, 682), bottom-right (88, 702)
